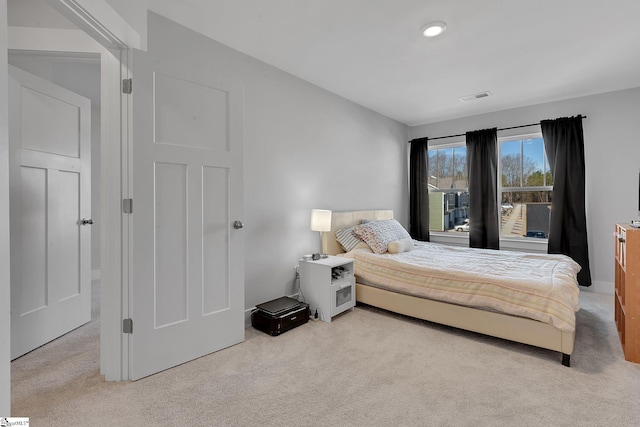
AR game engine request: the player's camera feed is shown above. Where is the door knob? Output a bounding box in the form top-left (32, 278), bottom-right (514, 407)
top-left (81, 218), bottom-right (94, 225)
top-left (233, 220), bottom-right (244, 229)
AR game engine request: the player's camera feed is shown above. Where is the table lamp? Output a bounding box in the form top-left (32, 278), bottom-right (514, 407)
top-left (310, 209), bottom-right (331, 257)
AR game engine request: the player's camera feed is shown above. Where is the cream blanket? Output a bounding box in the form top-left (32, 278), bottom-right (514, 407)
top-left (344, 242), bottom-right (581, 332)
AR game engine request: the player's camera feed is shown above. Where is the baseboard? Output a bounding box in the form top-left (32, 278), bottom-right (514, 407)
top-left (91, 269), bottom-right (101, 281)
top-left (584, 280), bottom-right (614, 294)
top-left (244, 307), bottom-right (255, 326)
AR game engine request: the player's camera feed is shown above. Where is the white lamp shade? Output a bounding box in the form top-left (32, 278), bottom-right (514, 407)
top-left (310, 209), bottom-right (332, 232)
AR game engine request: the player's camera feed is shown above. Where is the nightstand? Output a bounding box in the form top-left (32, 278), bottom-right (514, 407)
top-left (299, 256), bottom-right (355, 322)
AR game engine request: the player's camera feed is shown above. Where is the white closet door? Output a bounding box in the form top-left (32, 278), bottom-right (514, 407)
top-left (9, 65), bottom-right (92, 359)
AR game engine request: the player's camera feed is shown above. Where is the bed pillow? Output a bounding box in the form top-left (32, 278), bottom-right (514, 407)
top-left (354, 219), bottom-right (411, 254)
top-left (335, 226), bottom-right (366, 252)
top-left (387, 238), bottom-right (414, 254)
top-left (334, 220), bottom-right (373, 252)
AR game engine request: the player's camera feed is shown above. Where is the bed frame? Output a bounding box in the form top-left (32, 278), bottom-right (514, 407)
top-left (321, 210), bottom-right (574, 366)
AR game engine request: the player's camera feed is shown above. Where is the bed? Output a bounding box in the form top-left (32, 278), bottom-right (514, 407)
top-left (321, 210), bottom-right (579, 366)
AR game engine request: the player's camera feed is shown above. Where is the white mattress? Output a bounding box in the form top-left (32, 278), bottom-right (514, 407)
top-left (343, 241), bottom-right (581, 332)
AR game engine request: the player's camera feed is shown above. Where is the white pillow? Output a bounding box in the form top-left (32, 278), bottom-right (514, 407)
top-left (354, 219), bottom-right (411, 254)
top-left (387, 238), bottom-right (414, 254)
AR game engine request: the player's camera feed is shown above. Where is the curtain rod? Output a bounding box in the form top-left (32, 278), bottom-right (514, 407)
top-left (409, 115), bottom-right (587, 143)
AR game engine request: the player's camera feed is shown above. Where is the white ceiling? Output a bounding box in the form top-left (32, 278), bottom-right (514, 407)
top-left (8, 0), bottom-right (76, 29)
top-left (10, 0), bottom-right (640, 126)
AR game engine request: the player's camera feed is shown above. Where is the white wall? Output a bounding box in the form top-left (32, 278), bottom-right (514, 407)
top-left (143, 13), bottom-right (408, 308)
top-left (410, 87), bottom-right (640, 294)
top-left (243, 64), bottom-right (408, 306)
top-left (0, 0), bottom-right (10, 415)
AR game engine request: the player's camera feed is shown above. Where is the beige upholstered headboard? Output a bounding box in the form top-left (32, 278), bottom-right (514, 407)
top-left (322, 210), bottom-right (394, 255)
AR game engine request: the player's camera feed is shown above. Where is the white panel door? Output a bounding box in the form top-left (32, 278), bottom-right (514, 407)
top-left (9, 65), bottom-right (92, 359)
top-left (130, 18), bottom-right (245, 380)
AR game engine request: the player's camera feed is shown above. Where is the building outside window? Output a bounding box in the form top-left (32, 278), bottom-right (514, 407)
top-left (427, 133), bottom-right (552, 239)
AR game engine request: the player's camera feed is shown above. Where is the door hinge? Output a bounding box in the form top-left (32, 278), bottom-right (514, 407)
top-left (123, 198), bottom-right (133, 214)
top-left (123, 318), bottom-right (133, 334)
top-left (122, 78), bottom-right (132, 94)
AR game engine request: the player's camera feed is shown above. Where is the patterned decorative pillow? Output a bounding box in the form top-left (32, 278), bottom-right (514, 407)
top-left (335, 226), bottom-right (366, 252)
top-left (334, 219), bottom-right (374, 252)
top-left (354, 219), bottom-right (411, 254)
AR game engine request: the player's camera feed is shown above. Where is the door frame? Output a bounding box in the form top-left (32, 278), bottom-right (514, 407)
top-left (46, 0), bottom-right (140, 382)
top-left (1, 1), bottom-right (11, 415)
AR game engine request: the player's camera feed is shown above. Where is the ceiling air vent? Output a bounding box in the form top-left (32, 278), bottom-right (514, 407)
top-left (459, 91), bottom-right (492, 102)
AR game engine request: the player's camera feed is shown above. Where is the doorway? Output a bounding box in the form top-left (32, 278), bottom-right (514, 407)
top-left (7, 6), bottom-right (101, 359)
top-left (4, 0), bottom-right (137, 386)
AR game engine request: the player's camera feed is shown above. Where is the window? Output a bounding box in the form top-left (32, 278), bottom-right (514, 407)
top-left (499, 135), bottom-right (552, 239)
top-left (426, 133), bottom-right (552, 240)
top-left (427, 145), bottom-right (469, 232)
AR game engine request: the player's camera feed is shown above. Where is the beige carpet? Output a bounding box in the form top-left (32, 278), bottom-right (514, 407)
top-left (11, 291), bottom-right (640, 426)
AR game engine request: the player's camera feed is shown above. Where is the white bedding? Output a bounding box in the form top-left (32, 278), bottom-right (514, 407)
top-left (343, 241), bottom-right (581, 332)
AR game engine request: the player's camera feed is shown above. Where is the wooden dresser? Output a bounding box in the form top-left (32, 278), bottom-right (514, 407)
top-left (614, 223), bottom-right (640, 363)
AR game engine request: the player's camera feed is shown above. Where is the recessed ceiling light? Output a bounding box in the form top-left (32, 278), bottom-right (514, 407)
top-left (422, 21), bottom-right (447, 37)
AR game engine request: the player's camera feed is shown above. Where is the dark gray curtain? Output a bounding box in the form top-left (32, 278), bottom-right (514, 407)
top-left (409, 137), bottom-right (430, 241)
top-left (541, 116), bottom-right (592, 287)
top-left (466, 128), bottom-right (499, 249)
